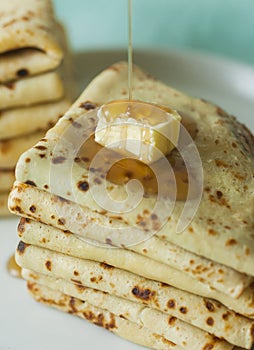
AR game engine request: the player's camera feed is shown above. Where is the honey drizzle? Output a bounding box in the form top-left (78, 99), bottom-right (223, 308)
top-left (128, 0), bottom-right (133, 100)
top-left (7, 254), bottom-right (22, 279)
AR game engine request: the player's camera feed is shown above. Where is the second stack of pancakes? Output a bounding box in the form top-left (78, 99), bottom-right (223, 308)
top-left (0, 0), bottom-right (71, 215)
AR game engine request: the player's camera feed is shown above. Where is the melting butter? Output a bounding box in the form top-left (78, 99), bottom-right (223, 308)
top-left (95, 100), bottom-right (181, 164)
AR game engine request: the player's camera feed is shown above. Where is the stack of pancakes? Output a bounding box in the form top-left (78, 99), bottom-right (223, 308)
top-left (0, 0), bottom-right (71, 215)
top-left (9, 62), bottom-right (254, 350)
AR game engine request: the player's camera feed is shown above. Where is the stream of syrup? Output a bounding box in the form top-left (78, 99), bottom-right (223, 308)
top-left (128, 0), bottom-right (133, 100)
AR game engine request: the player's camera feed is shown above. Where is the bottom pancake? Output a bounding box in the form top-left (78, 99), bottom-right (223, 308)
top-left (27, 280), bottom-right (182, 350)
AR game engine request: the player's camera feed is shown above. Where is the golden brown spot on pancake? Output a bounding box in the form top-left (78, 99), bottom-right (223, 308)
top-left (105, 238), bottom-right (113, 246)
top-left (109, 282), bottom-right (115, 289)
top-left (79, 101), bottom-right (97, 110)
top-left (29, 205), bottom-right (36, 213)
top-left (45, 260), bottom-right (52, 271)
top-left (225, 239), bottom-right (237, 246)
top-left (205, 300), bottom-right (215, 312)
top-left (24, 180), bottom-right (37, 187)
top-left (41, 238), bottom-right (46, 244)
top-left (73, 270), bottom-right (79, 276)
top-left (44, 184), bottom-right (49, 189)
top-left (25, 157), bottom-right (31, 163)
top-left (189, 259), bottom-right (195, 265)
top-left (83, 310), bottom-right (95, 320)
top-left (216, 190), bottom-right (223, 199)
top-left (90, 275), bottom-right (103, 283)
top-left (132, 286), bottom-right (156, 301)
top-left (83, 310), bottom-right (117, 330)
top-left (222, 312), bottom-right (230, 320)
top-left (72, 121), bottom-right (82, 128)
top-left (151, 213), bottom-right (158, 220)
top-left (69, 297), bottom-right (78, 313)
top-left (77, 180), bottom-right (89, 192)
top-left (152, 333), bottom-right (176, 346)
top-left (75, 284), bottom-right (86, 293)
top-left (208, 229), bottom-right (217, 236)
top-left (53, 195), bottom-right (70, 204)
top-left (215, 159), bottom-right (230, 168)
top-left (206, 317), bottom-right (214, 326)
top-left (179, 306), bottom-right (187, 314)
top-left (12, 205), bottom-right (23, 213)
top-left (18, 218), bottom-right (30, 234)
top-left (16, 67), bottom-right (29, 77)
top-left (203, 344), bottom-right (214, 350)
top-left (2, 18), bottom-right (17, 27)
top-left (143, 249), bottom-right (147, 253)
top-left (245, 247), bottom-right (251, 256)
top-left (51, 215), bottom-right (55, 220)
top-left (188, 227), bottom-right (193, 233)
top-left (57, 218), bottom-right (66, 226)
top-left (52, 156), bottom-right (66, 164)
top-left (168, 316), bottom-right (177, 325)
top-left (17, 241), bottom-right (29, 254)
top-left (34, 145), bottom-right (47, 151)
top-left (99, 262), bottom-right (114, 270)
top-left (71, 278), bottom-right (82, 285)
top-left (167, 299), bottom-right (176, 309)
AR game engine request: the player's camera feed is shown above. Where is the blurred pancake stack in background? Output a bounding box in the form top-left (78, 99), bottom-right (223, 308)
top-left (0, 0), bottom-right (72, 215)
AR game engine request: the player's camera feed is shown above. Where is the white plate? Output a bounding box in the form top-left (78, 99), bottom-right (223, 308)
top-left (1, 49), bottom-right (254, 349)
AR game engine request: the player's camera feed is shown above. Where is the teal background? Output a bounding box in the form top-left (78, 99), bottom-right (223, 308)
top-left (53, 0), bottom-right (254, 66)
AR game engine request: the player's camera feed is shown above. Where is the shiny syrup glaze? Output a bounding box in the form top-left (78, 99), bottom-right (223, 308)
top-left (77, 110), bottom-right (197, 201)
top-left (7, 254), bottom-right (22, 279)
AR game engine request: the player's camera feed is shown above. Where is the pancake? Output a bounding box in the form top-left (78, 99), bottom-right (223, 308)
top-left (0, 169), bottom-right (14, 192)
top-left (0, 0), bottom-right (63, 83)
top-left (0, 99), bottom-right (70, 140)
top-left (0, 131), bottom-right (45, 169)
top-left (0, 192), bottom-right (10, 216)
top-left (22, 270), bottom-right (233, 350)
top-left (0, 72), bottom-right (64, 110)
top-left (27, 280), bottom-right (184, 350)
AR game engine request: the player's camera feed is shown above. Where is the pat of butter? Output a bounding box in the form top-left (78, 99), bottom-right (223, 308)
top-left (95, 100), bottom-right (181, 164)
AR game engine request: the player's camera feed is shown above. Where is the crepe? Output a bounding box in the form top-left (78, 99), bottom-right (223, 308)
top-left (13, 61), bottom-right (254, 277)
top-left (0, 72), bottom-right (64, 110)
top-left (23, 270), bottom-right (233, 350)
top-left (0, 0), bottom-right (63, 83)
top-left (0, 192), bottom-right (10, 216)
top-left (0, 169), bottom-right (15, 192)
top-left (0, 99), bottom-right (70, 140)
top-left (15, 243), bottom-right (254, 349)
top-left (14, 210), bottom-right (252, 300)
top-left (26, 281), bottom-right (183, 350)
top-left (0, 131), bottom-right (45, 169)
